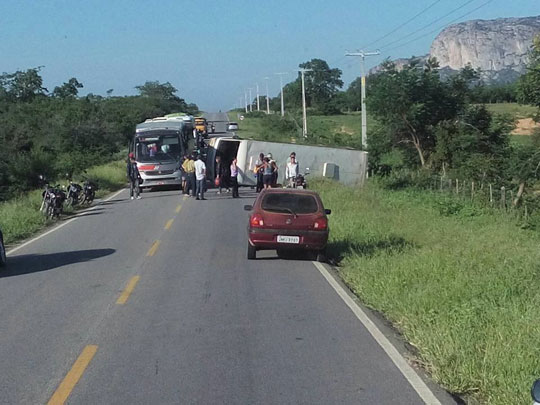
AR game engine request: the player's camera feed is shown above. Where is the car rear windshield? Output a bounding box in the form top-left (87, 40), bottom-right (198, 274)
top-left (262, 193), bottom-right (319, 214)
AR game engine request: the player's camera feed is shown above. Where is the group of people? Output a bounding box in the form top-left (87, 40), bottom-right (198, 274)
top-left (126, 149), bottom-right (301, 202)
top-left (214, 155), bottom-right (240, 198)
top-left (254, 151), bottom-right (299, 192)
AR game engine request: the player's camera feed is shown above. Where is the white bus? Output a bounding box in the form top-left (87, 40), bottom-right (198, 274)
top-left (133, 116), bottom-right (194, 190)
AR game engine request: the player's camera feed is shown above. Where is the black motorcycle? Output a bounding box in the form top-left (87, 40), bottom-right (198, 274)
top-left (65, 181), bottom-right (83, 207)
top-left (80, 180), bottom-right (97, 205)
top-left (0, 228), bottom-right (6, 267)
top-left (41, 184), bottom-right (66, 219)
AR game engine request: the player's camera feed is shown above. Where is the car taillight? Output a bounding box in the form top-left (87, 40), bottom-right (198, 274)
top-left (313, 217), bottom-right (327, 230)
top-left (250, 214), bottom-right (264, 227)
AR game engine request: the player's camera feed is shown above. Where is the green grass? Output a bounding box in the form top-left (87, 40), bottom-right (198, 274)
top-left (228, 110), bottom-right (380, 147)
top-left (0, 160), bottom-right (126, 245)
top-left (312, 178), bottom-right (540, 404)
top-left (484, 103), bottom-right (537, 119)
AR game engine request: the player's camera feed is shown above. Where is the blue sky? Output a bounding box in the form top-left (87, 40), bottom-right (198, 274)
top-left (0, 0), bottom-right (538, 111)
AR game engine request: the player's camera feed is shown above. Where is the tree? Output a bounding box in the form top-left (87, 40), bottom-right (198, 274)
top-left (299, 58), bottom-right (343, 113)
top-left (0, 67), bottom-right (48, 102)
top-left (517, 35), bottom-right (540, 114)
top-left (136, 81), bottom-right (179, 100)
top-left (367, 58), bottom-right (465, 167)
top-left (52, 78), bottom-right (83, 99)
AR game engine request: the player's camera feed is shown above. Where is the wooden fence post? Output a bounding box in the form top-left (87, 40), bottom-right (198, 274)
top-left (471, 181), bottom-right (475, 201)
top-left (456, 179), bottom-right (459, 195)
top-left (489, 184), bottom-right (493, 205)
top-left (501, 186), bottom-right (506, 210)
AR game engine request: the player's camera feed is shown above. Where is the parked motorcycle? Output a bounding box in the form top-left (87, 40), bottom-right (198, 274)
top-left (41, 183), bottom-right (66, 219)
top-left (80, 179), bottom-right (97, 205)
top-left (0, 228), bottom-right (6, 267)
top-left (65, 181), bottom-right (83, 207)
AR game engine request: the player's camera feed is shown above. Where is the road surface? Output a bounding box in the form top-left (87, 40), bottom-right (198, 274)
top-left (203, 112), bottom-right (230, 135)
top-left (0, 139), bottom-right (455, 404)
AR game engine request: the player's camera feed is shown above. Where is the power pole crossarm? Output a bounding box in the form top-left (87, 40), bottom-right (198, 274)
top-left (346, 49), bottom-right (380, 150)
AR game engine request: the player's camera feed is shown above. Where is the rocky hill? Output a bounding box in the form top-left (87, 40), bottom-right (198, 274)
top-left (370, 15), bottom-right (540, 83)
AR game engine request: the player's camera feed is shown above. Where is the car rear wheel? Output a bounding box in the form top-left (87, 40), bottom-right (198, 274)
top-left (315, 248), bottom-right (327, 263)
top-left (247, 242), bottom-right (256, 260)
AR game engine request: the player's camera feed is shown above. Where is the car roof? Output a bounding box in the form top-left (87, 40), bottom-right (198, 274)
top-left (257, 188), bottom-right (321, 197)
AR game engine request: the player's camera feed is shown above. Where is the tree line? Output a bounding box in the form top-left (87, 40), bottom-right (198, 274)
top-left (0, 68), bottom-right (199, 201)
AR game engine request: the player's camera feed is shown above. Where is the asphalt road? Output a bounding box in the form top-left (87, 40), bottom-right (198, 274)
top-left (0, 152), bottom-right (455, 403)
top-left (203, 112), bottom-right (230, 135)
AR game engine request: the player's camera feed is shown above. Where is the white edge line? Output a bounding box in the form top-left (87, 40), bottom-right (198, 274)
top-left (6, 188), bottom-right (126, 255)
top-left (313, 261), bottom-right (442, 405)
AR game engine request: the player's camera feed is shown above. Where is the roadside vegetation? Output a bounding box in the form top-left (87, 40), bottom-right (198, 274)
top-left (0, 160), bottom-right (126, 245)
top-left (0, 68), bottom-right (199, 202)
top-left (312, 178), bottom-right (540, 404)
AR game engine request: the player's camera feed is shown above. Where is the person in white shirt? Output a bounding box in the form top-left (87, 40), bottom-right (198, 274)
top-left (194, 154), bottom-right (207, 200)
top-left (285, 153), bottom-right (299, 187)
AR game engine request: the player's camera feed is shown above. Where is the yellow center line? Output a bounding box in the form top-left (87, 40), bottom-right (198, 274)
top-left (175, 204), bottom-right (182, 213)
top-left (182, 195), bottom-right (188, 201)
top-left (116, 275), bottom-right (140, 305)
top-left (47, 345), bottom-right (98, 405)
top-left (146, 240), bottom-right (161, 257)
top-left (164, 218), bottom-right (174, 230)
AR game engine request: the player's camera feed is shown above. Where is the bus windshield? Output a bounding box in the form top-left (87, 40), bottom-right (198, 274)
top-left (135, 134), bottom-right (181, 163)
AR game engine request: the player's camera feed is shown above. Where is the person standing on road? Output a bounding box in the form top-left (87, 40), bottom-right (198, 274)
top-left (285, 153), bottom-right (299, 188)
top-left (127, 153), bottom-right (141, 200)
top-left (230, 158), bottom-right (240, 198)
top-left (255, 152), bottom-right (265, 192)
top-left (266, 153), bottom-right (278, 187)
top-left (262, 157), bottom-right (274, 189)
top-left (182, 154), bottom-right (196, 197)
top-left (194, 154), bottom-right (207, 200)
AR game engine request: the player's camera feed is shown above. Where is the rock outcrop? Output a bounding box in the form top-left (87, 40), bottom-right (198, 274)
top-left (430, 16), bottom-right (540, 82)
top-left (370, 15), bottom-right (540, 83)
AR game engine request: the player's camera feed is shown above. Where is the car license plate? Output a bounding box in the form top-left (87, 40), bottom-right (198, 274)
top-left (277, 235), bottom-right (300, 244)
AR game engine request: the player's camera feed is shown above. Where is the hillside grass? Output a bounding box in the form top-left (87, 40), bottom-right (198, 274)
top-left (228, 110), bottom-right (380, 146)
top-left (312, 178), bottom-right (540, 404)
top-left (484, 102), bottom-right (537, 118)
top-left (0, 160), bottom-right (126, 245)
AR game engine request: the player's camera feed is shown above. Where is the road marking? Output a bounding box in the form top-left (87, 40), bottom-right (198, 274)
top-left (164, 218), bottom-right (174, 230)
top-left (116, 275), bottom-right (140, 305)
top-left (7, 188), bottom-right (126, 255)
top-left (182, 195), bottom-right (188, 201)
top-left (312, 261), bottom-right (442, 405)
top-left (175, 204), bottom-right (182, 213)
top-left (146, 240), bottom-right (161, 257)
top-left (47, 345), bottom-right (98, 405)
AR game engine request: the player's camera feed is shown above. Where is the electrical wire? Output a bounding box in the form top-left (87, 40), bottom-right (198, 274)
top-left (361, 0), bottom-right (443, 49)
top-left (383, 0), bottom-right (494, 52)
top-left (378, 0), bottom-right (478, 50)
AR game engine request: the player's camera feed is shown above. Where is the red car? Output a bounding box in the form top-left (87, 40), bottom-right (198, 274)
top-left (244, 189), bottom-right (331, 261)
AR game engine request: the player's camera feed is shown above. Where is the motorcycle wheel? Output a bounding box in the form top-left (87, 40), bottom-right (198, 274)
top-left (0, 236), bottom-right (6, 267)
top-left (46, 204), bottom-right (55, 219)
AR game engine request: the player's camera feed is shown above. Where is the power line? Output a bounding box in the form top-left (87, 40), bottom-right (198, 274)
top-left (361, 0), bottom-right (443, 49)
top-left (378, 0), bottom-right (478, 50)
top-left (383, 0), bottom-right (494, 52)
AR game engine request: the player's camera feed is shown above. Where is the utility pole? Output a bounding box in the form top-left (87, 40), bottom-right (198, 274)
top-left (299, 68), bottom-right (312, 138)
top-left (275, 72), bottom-right (287, 117)
top-left (256, 82), bottom-right (260, 111)
top-left (244, 90), bottom-right (248, 113)
top-left (248, 87), bottom-right (253, 112)
top-left (264, 77), bottom-right (270, 114)
top-left (346, 50), bottom-right (380, 149)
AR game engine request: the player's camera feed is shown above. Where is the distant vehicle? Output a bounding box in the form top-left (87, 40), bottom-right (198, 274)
top-left (244, 188), bottom-right (331, 261)
top-left (133, 116), bottom-right (194, 190)
top-left (194, 117), bottom-right (208, 136)
top-left (0, 228), bottom-right (6, 267)
top-left (227, 122), bottom-right (239, 131)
